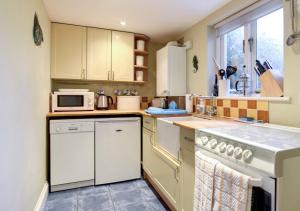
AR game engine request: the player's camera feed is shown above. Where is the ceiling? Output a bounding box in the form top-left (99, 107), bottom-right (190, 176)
top-left (43, 0), bottom-right (231, 43)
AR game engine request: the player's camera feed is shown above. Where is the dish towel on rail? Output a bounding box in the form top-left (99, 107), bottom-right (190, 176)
top-left (213, 162), bottom-right (253, 211)
top-left (194, 151), bottom-right (219, 211)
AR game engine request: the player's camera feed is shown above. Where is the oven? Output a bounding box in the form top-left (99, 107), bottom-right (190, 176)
top-left (195, 130), bottom-right (276, 211)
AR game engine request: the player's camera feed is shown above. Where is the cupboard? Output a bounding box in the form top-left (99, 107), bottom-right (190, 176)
top-left (51, 23), bottom-right (141, 82)
top-left (51, 23), bottom-right (86, 79)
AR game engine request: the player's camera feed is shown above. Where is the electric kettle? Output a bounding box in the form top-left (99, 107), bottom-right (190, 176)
top-left (96, 90), bottom-right (113, 110)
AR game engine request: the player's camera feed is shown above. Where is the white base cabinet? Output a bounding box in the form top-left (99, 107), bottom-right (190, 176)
top-left (95, 118), bottom-right (141, 185)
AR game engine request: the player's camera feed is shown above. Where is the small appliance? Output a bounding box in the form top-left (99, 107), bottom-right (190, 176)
top-left (51, 89), bottom-right (94, 112)
top-left (96, 90), bottom-right (113, 110)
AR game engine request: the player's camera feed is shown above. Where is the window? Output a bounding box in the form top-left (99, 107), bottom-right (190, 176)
top-left (216, 1), bottom-right (283, 95)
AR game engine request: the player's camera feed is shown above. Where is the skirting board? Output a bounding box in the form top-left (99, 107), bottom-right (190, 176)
top-left (34, 182), bottom-right (49, 211)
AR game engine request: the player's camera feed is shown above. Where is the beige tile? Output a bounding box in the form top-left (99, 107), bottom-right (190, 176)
top-left (223, 100), bottom-right (230, 107)
top-left (247, 109), bottom-right (258, 119)
top-left (238, 100), bottom-right (248, 109)
top-left (230, 108), bottom-right (239, 119)
top-left (217, 107), bottom-right (224, 117)
top-left (257, 101), bottom-right (269, 111)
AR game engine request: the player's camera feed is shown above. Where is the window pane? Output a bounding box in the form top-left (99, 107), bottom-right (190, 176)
top-left (224, 26), bottom-right (244, 88)
top-left (257, 9), bottom-right (283, 74)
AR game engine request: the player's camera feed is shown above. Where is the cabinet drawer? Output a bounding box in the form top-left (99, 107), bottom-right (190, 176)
top-left (180, 128), bottom-right (195, 153)
top-left (143, 116), bottom-right (155, 132)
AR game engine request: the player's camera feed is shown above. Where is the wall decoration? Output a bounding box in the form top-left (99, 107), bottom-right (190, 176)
top-left (33, 13), bottom-right (44, 46)
top-left (192, 55), bottom-right (198, 73)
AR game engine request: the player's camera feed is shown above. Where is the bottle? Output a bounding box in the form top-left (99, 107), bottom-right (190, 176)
top-left (213, 74), bottom-right (218, 96)
top-left (196, 98), bottom-right (206, 115)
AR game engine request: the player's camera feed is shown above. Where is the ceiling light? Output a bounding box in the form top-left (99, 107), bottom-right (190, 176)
top-left (120, 21), bottom-right (126, 26)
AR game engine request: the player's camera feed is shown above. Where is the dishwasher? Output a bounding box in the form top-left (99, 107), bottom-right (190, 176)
top-left (95, 117), bottom-right (141, 185)
top-left (50, 119), bottom-right (94, 192)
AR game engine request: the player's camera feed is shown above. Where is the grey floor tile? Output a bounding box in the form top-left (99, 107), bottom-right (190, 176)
top-left (44, 197), bottom-right (77, 211)
top-left (109, 180), bottom-right (137, 193)
top-left (78, 185), bottom-right (109, 196)
top-left (47, 189), bottom-right (78, 202)
top-left (78, 192), bottom-right (114, 211)
top-left (134, 179), bottom-right (149, 188)
top-left (111, 189), bottom-right (144, 207)
top-left (140, 187), bottom-right (157, 201)
top-left (147, 198), bottom-right (167, 211)
top-left (115, 202), bottom-right (149, 211)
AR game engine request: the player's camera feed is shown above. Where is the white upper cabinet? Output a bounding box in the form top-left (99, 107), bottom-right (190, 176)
top-left (112, 31), bottom-right (134, 81)
top-left (156, 46), bottom-right (186, 96)
top-left (51, 23), bottom-right (87, 79)
top-left (87, 28), bottom-right (112, 80)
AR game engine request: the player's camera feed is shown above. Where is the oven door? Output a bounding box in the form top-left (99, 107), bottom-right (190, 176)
top-left (197, 148), bottom-right (276, 211)
top-left (52, 92), bottom-right (88, 111)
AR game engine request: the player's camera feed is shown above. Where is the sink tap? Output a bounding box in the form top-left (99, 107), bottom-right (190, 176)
top-left (207, 95), bottom-right (217, 117)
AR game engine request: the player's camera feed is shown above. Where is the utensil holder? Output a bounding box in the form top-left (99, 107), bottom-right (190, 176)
top-left (260, 70), bottom-right (283, 97)
top-left (218, 80), bottom-right (230, 97)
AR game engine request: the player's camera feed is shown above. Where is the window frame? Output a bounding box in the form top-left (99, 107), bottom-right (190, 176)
top-left (215, 0), bottom-right (283, 95)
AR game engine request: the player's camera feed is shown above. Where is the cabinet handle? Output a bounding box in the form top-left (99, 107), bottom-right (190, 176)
top-left (112, 71), bottom-right (115, 80)
top-left (68, 127), bottom-right (79, 131)
top-left (175, 167), bottom-right (180, 181)
top-left (184, 136), bottom-right (194, 142)
top-left (81, 69), bottom-right (85, 79)
top-left (107, 71), bottom-right (110, 80)
top-left (144, 121), bottom-right (151, 124)
top-left (115, 129), bottom-right (123, 132)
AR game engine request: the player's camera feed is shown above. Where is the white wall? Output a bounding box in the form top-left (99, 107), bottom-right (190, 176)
top-left (0, 0), bottom-right (50, 210)
top-left (180, 0), bottom-right (300, 127)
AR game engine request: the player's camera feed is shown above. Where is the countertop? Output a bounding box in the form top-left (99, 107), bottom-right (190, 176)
top-left (172, 116), bottom-right (243, 130)
top-left (47, 110), bottom-right (192, 118)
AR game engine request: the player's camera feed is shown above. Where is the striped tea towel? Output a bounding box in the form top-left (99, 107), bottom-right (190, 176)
top-left (194, 151), bottom-right (219, 211)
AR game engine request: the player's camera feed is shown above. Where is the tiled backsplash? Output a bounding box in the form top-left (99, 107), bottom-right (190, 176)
top-left (204, 99), bottom-right (269, 122)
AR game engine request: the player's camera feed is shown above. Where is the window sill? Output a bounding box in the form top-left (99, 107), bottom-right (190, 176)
top-left (215, 95), bottom-right (290, 103)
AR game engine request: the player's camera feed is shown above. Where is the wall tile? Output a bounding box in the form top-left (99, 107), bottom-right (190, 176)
top-left (238, 100), bottom-right (248, 109)
top-left (230, 100), bottom-right (238, 108)
top-left (230, 108), bottom-right (239, 119)
top-left (217, 107), bottom-right (224, 117)
top-left (224, 108), bottom-right (230, 117)
top-left (217, 99), bottom-right (223, 107)
top-left (257, 110), bottom-right (269, 123)
top-left (257, 101), bottom-right (269, 111)
top-left (239, 109), bottom-right (247, 118)
top-left (247, 100), bottom-right (257, 109)
top-left (223, 100), bottom-right (230, 107)
top-left (247, 109), bottom-right (258, 119)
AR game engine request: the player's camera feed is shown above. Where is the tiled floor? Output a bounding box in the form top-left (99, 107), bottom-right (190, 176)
top-left (43, 179), bottom-right (169, 211)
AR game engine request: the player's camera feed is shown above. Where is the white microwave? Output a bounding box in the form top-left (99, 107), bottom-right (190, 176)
top-left (52, 89), bottom-right (95, 112)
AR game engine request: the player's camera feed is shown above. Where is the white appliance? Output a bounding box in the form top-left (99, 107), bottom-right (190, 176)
top-left (50, 119), bottom-right (94, 192)
top-left (95, 117), bottom-right (141, 185)
top-left (196, 124), bottom-right (300, 211)
top-left (156, 45), bottom-right (186, 96)
top-left (117, 96), bottom-right (141, 111)
top-left (52, 89), bottom-right (94, 112)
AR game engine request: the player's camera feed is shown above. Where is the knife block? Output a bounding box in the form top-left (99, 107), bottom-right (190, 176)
top-left (260, 70), bottom-right (283, 97)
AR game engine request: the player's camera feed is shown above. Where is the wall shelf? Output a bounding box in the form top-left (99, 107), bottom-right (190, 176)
top-left (134, 34), bottom-right (150, 82)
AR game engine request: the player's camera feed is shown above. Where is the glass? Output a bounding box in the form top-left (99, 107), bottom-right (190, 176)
top-left (224, 26), bottom-right (245, 89)
top-left (256, 9), bottom-right (284, 88)
top-left (58, 95), bottom-right (84, 107)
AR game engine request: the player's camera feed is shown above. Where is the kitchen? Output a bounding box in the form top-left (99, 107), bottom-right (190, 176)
top-left (1, 0), bottom-right (300, 211)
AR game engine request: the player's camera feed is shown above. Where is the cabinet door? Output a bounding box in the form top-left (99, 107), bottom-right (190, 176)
top-left (152, 147), bottom-right (180, 210)
top-left (180, 148), bottom-right (195, 211)
top-left (95, 119), bottom-right (141, 185)
top-left (87, 28), bottom-right (111, 80)
top-left (51, 23), bottom-right (86, 79)
top-left (143, 128), bottom-right (155, 176)
top-left (156, 46), bottom-right (169, 96)
top-left (112, 31), bottom-right (134, 81)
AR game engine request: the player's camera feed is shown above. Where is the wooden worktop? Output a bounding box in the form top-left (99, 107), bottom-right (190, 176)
top-left (173, 116), bottom-right (243, 130)
top-left (47, 110), bottom-right (192, 118)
